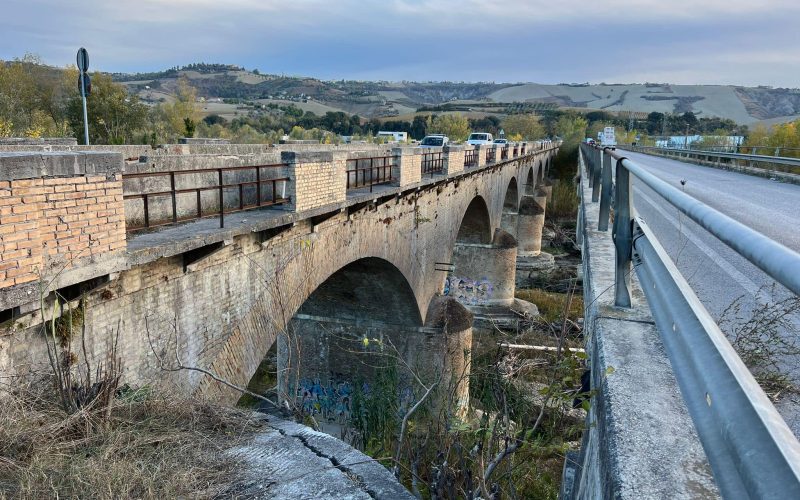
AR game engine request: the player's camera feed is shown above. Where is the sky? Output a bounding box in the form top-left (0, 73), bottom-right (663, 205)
top-left (2, 0), bottom-right (799, 87)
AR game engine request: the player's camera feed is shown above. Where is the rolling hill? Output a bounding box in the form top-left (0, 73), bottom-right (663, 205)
top-left (112, 65), bottom-right (800, 125)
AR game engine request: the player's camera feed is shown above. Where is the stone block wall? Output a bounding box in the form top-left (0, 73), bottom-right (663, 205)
top-left (0, 153), bottom-right (125, 291)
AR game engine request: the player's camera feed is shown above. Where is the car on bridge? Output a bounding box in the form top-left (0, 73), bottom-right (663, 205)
top-left (466, 132), bottom-right (493, 145)
top-left (493, 138), bottom-right (508, 145)
top-left (419, 134), bottom-right (449, 147)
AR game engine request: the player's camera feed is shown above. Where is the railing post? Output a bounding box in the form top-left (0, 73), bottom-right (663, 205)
top-left (256, 166), bottom-right (262, 206)
top-left (218, 168), bottom-right (224, 228)
top-left (592, 148), bottom-right (602, 202)
top-left (585, 146), bottom-right (594, 187)
top-left (170, 171), bottom-right (177, 224)
top-left (598, 148), bottom-right (613, 231)
top-left (612, 158), bottom-right (632, 307)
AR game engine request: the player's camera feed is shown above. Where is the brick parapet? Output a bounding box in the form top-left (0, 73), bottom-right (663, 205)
top-left (443, 145), bottom-right (466, 175)
top-left (474, 145), bottom-right (487, 168)
top-left (281, 150), bottom-right (347, 212)
top-left (0, 152), bottom-right (126, 292)
top-left (391, 147), bottom-right (423, 187)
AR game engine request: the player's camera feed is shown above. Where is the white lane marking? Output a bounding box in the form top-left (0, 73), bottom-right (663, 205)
top-left (634, 186), bottom-right (760, 296)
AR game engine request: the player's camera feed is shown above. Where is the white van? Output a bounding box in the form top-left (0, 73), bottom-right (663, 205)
top-left (467, 132), bottom-right (493, 145)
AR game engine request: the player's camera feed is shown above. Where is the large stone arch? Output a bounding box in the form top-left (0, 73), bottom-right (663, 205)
top-left (297, 257), bottom-right (423, 326)
top-left (525, 165), bottom-right (536, 195)
top-left (456, 196), bottom-right (492, 244)
top-left (501, 178), bottom-right (520, 239)
top-left (278, 257), bottom-right (431, 414)
top-left (503, 177), bottom-right (520, 212)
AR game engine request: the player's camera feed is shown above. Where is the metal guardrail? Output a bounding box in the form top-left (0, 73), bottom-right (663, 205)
top-left (624, 145), bottom-right (800, 174)
top-left (580, 143), bottom-right (800, 497)
top-left (123, 164), bottom-right (290, 231)
top-left (346, 156), bottom-right (393, 192)
top-left (672, 144), bottom-right (800, 158)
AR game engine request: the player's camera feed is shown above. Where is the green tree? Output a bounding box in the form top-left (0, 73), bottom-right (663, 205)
top-left (555, 115), bottom-right (588, 147)
top-left (430, 113), bottom-right (470, 142)
top-left (156, 77), bottom-right (201, 139)
top-left (66, 71), bottom-right (147, 144)
top-left (0, 54), bottom-right (71, 137)
top-left (183, 117), bottom-right (196, 138)
top-left (502, 114), bottom-right (545, 140)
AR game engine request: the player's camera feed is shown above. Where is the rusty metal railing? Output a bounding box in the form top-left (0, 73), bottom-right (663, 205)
top-left (501, 146), bottom-right (509, 161)
top-left (464, 149), bottom-right (477, 168)
top-left (422, 151), bottom-right (444, 176)
top-left (123, 164), bottom-right (289, 231)
top-left (486, 147), bottom-right (496, 164)
top-left (346, 156), bottom-right (394, 192)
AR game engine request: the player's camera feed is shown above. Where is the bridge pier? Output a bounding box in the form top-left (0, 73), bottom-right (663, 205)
top-left (447, 228), bottom-right (538, 327)
top-left (500, 210), bottom-right (519, 239)
top-left (515, 189), bottom-right (555, 286)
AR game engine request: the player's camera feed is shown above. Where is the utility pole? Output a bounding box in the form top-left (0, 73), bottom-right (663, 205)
top-left (685, 124), bottom-right (690, 149)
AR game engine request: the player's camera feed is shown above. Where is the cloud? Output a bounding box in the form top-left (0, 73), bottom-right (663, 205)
top-left (1, 0), bottom-right (798, 87)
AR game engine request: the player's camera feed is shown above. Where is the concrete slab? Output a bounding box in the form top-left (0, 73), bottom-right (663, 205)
top-left (227, 416), bottom-right (414, 499)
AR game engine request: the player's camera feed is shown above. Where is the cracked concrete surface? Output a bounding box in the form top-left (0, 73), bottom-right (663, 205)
top-left (226, 416), bottom-right (414, 499)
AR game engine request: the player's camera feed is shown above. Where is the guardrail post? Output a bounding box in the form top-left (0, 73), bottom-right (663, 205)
top-left (612, 158), bottom-right (632, 307)
top-left (598, 148), bottom-right (613, 231)
top-left (591, 148), bottom-right (602, 202)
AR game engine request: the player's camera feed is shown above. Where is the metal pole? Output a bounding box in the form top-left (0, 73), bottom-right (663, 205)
top-left (592, 148), bottom-right (602, 202)
top-left (612, 158), bottom-right (632, 307)
top-left (598, 149), bottom-right (613, 231)
top-left (80, 71), bottom-right (90, 145)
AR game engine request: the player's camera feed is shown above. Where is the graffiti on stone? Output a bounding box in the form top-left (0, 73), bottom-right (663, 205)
top-left (296, 378), bottom-right (360, 424)
top-left (444, 275), bottom-right (494, 305)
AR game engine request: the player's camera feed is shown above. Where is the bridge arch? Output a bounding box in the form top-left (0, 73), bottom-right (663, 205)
top-left (276, 256), bottom-right (426, 411)
top-left (456, 196), bottom-right (492, 244)
top-left (297, 257), bottom-right (423, 326)
top-left (524, 165), bottom-right (536, 195)
top-left (503, 177), bottom-right (519, 212)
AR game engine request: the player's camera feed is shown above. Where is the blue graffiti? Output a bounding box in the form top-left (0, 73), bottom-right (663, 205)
top-left (295, 378), bottom-right (367, 423)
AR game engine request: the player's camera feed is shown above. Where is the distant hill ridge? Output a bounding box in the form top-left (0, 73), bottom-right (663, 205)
top-left (113, 63), bottom-right (800, 124)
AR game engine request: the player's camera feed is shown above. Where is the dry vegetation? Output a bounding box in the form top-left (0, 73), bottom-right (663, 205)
top-left (0, 385), bottom-right (263, 499)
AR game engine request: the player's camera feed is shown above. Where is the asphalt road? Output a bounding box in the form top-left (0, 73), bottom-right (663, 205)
top-left (621, 150), bottom-right (800, 434)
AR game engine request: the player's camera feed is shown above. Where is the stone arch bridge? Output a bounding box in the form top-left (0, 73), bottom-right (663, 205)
top-left (0, 141), bottom-right (559, 406)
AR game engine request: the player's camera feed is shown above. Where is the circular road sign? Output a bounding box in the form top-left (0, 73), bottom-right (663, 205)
top-left (76, 47), bottom-right (89, 72)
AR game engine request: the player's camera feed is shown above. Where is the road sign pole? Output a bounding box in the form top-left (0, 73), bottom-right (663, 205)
top-left (79, 71), bottom-right (89, 145)
top-left (77, 48), bottom-right (90, 145)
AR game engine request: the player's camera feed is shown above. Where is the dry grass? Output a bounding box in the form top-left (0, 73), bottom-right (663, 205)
top-left (547, 180), bottom-right (579, 220)
top-left (0, 385), bottom-right (264, 499)
top-left (516, 288), bottom-right (584, 324)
